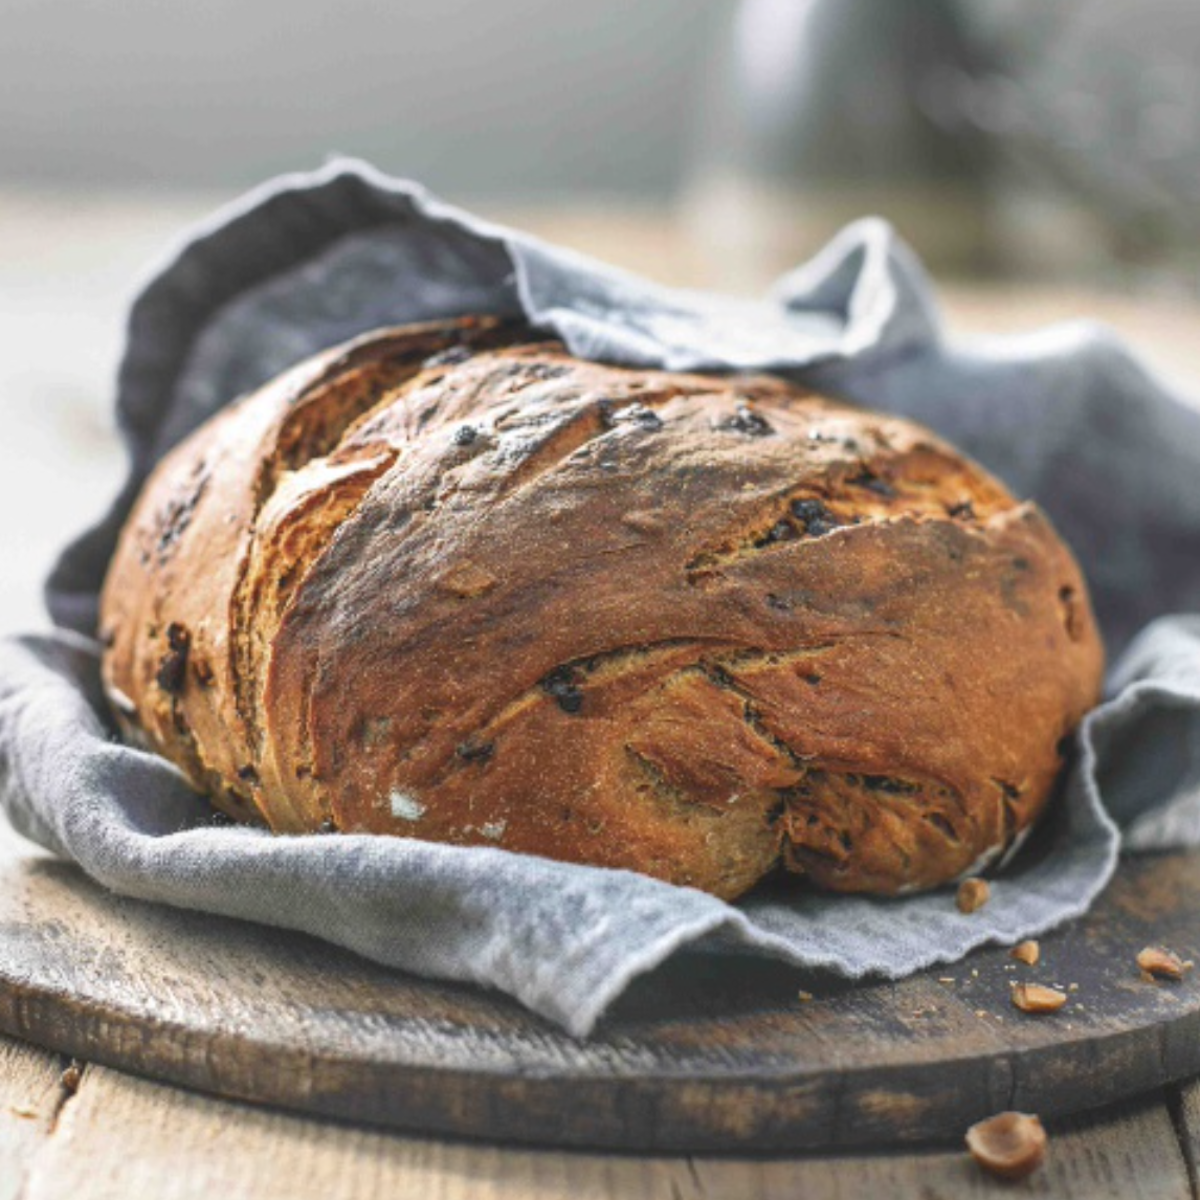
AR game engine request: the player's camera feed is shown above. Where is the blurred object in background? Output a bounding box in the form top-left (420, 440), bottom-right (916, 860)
top-left (684, 0), bottom-right (1200, 294)
top-left (966, 0), bottom-right (1200, 291)
top-left (0, 0), bottom-right (724, 201)
top-left (683, 0), bottom-right (993, 291)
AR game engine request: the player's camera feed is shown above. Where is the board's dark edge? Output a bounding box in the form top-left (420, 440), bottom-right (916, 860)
top-left (2, 973), bottom-right (1200, 1152)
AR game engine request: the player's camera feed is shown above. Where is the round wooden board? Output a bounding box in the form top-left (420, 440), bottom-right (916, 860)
top-left (0, 841), bottom-right (1196, 1153)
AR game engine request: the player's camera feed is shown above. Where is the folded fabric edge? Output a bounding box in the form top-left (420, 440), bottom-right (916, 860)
top-left (566, 848), bottom-right (1120, 1038)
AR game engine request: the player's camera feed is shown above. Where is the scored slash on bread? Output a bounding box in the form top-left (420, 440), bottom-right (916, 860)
top-left (99, 317), bottom-right (1104, 900)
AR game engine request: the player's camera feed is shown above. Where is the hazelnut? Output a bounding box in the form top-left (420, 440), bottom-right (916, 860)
top-left (966, 1112), bottom-right (1047, 1180)
top-left (956, 877), bottom-right (990, 914)
top-left (1011, 983), bottom-right (1067, 1013)
top-left (1136, 946), bottom-right (1190, 981)
top-left (1010, 940), bottom-right (1040, 966)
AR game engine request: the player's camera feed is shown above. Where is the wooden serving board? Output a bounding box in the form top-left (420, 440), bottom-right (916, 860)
top-left (0, 831), bottom-right (1196, 1153)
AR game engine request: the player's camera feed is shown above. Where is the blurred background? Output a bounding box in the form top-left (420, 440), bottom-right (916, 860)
top-left (2, 0), bottom-right (1199, 634)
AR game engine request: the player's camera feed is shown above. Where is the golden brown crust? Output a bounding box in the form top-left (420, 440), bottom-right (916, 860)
top-left (99, 317), bottom-right (1105, 900)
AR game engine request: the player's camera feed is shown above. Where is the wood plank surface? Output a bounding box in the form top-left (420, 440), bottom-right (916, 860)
top-left (0, 1035), bottom-right (73, 1200)
top-left (1165, 1076), bottom-right (1200, 1198)
top-left (3, 1057), bottom-right (1191, 1200)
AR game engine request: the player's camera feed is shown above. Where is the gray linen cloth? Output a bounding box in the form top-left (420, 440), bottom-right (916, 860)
top-left (2, 159), bottom-right (1199, 1036)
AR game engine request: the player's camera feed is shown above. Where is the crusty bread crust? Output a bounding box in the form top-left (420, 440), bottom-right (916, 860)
top-left (99, 317), bottom-right (1104, 899)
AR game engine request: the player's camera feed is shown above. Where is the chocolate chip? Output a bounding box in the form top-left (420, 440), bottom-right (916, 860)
top-left (755, 520), bottom-right (796, 547)
top-left (790, 498), bottom-right (830, 523)
top-left (847, 469), bottom-right (896, 497)
top-left (716, 404), bottom-right (773, 437)
top-left (766, 593), bottom-right (792, 612)
top-left (424, 344), bottom-right (473, 368)
top-left (154, 475), bottom-right (209, 563)
top-left (453, 424), bottom-right (478, 446)
top-left (947, 499), bottom-right (976, 519)
top-left (789, 498), bottom-right (839, 536)
top-left (804, 673), bottom-right (822, 686)
top-left (861, 774), bottom-right (917, 794)
top-left (155, 623), bottom-right (190, 694)
top-left (542, 666), bottom-right (585, 714)
top-left (318, 818), bottom-right (339, 834)
top-left (237, 765), bottom-right (260, 786)
top-left (456, 739), bottom-right (495, 764)
top-left (610, 403), bottom-right (663, 431)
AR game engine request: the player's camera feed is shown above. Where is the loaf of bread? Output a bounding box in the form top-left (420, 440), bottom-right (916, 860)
top-left (99, 317), bottom-right (1104, 900)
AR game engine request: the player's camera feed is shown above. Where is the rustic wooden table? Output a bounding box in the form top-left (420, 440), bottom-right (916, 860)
top-left (2, 1028), bottom-right (1198, 1198)
top-left (0, 191), bottom-right (1198, 1198)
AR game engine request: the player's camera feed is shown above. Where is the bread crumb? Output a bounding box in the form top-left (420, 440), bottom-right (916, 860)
top-left (1010, 940), bottom-right (1039, 966)
top-left (1137, 946), bottom-right (1190, 981)
top-left (798, 991), bottom-right (814, 1003)
top-left (1011, 983), bottom-right (1067, 1013)
top-left (956, 878), bottom-right (990, 914)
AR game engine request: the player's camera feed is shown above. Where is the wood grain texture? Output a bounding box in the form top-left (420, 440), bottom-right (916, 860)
top-left (0, 836), bottom-right (1196, 1152)
top-left (1166, 1076), bottom-right (1200, 1198)
top-left (9, 1063), bottom-right (1193, 1200)
top-left (691, 1092), bottom-right (1191, 1200)
top-left (0, 1035), bottom-right (74, 1200)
